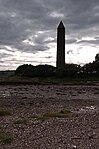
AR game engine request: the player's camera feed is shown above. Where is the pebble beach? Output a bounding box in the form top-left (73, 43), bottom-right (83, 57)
top-left (0, 84), bottom-right (99, 149)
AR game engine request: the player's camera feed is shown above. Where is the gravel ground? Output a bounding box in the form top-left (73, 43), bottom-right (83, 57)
top-left (0, 84), bottom-right (98, 149)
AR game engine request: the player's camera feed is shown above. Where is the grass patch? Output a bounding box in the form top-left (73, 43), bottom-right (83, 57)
top-left (1, 76), bottom-right (99, 85)
top-left (42, 110), bottom-right (71, 118)
top-left (14, 118), bottom-right (28, 124)
top-left (0, 132), bottom-right (13, 144)
top-left (0, 126), bottom-right (3, 130)
top-left (32, 110), bottom-right (71, 121)
top-left (14, 110), bottom-right (71, 124)
top-left (31, 115), bottom-right (49, 121)
top-left (0, 110), bottom-right (11, 117)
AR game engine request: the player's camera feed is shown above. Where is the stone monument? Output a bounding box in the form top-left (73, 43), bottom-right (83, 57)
top-left (56, 21), bottom-right (65, 68)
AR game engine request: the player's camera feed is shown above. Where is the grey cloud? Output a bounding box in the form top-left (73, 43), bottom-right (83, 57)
top-left (0, 53), bottom-right (12, 59)
top-left (0, 0), bottom-right (99, 47)
top-left (66, 39), bottom-right (77, 44)
top-left (15, 42), bottom-right (49, 53)
top-left (0, 0), bottom-right (57, 53)
top-left (0, 0), bottom-right (99, 69)
top-left (77, 38), bottom-right (99, 46)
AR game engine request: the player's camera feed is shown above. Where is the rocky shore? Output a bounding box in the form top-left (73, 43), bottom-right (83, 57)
top-left (0, 85), bottom-right (99, 149)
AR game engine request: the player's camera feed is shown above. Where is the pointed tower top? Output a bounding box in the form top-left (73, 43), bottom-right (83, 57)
top-left (58, 21), bottom-right (65, 28)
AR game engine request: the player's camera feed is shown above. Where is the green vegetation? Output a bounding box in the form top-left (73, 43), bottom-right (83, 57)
top-left (0, 125), bottom-right (3, 130)
top-left (14, 118), bottom-right (28, 124)
top-left (32, 110), bottom-right (71, 121)
top-left (0, 110), bottom-right (11, 117)
top-left (42, 110), bottom-right (71, 118)
top-left (14, 110), bottom-right (71, 124)
top-left (1, 54), bottom-right (99, 84)
top-left (0, 132), bottom-right (13, 144)
top-left (55, 64), bottom-right (79, 78)
top-left (14, 54), bottom-right (99, 79)
top-left (15, 64), bottom-right (55, 77)
top-left (31, 115), bottom-right (49, 121)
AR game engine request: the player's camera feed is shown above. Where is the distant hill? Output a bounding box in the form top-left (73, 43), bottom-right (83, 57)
top-left (0, 70), bottom-right (15, 77)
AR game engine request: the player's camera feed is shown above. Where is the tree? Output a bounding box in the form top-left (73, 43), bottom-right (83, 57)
top-left (95, 53), bottom-right (99, 62)
top-left (15, 64), bottom-right (55, 77)
top-left (34, 65), bottom-right (55, 77)
top-left (22, 65), bottom-right (35, 77)
top-left (15, 64), bottom-right (29, 75)
top-left (56, 64), bottom-right (79, 78)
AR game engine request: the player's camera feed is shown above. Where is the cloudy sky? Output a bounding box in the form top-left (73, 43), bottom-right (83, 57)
top-left (0, 0), bottom-right (99, 70)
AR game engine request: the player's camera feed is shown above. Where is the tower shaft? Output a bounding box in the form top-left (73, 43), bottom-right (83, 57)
top-left (57, 21), bottom-right (65, 68)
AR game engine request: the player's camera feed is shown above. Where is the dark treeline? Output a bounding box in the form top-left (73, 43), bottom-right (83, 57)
top-left (15, 54), bottom-right (99, 78)
top-left (15, 64), bottom-right (55, 77)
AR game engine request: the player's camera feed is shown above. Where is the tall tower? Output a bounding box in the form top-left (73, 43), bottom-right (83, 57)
top-left (56, 21), bottom-right (65, 68)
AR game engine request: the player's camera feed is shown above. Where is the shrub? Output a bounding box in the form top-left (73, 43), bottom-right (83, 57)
top-left (56, 64), bottom-right (79, 78)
